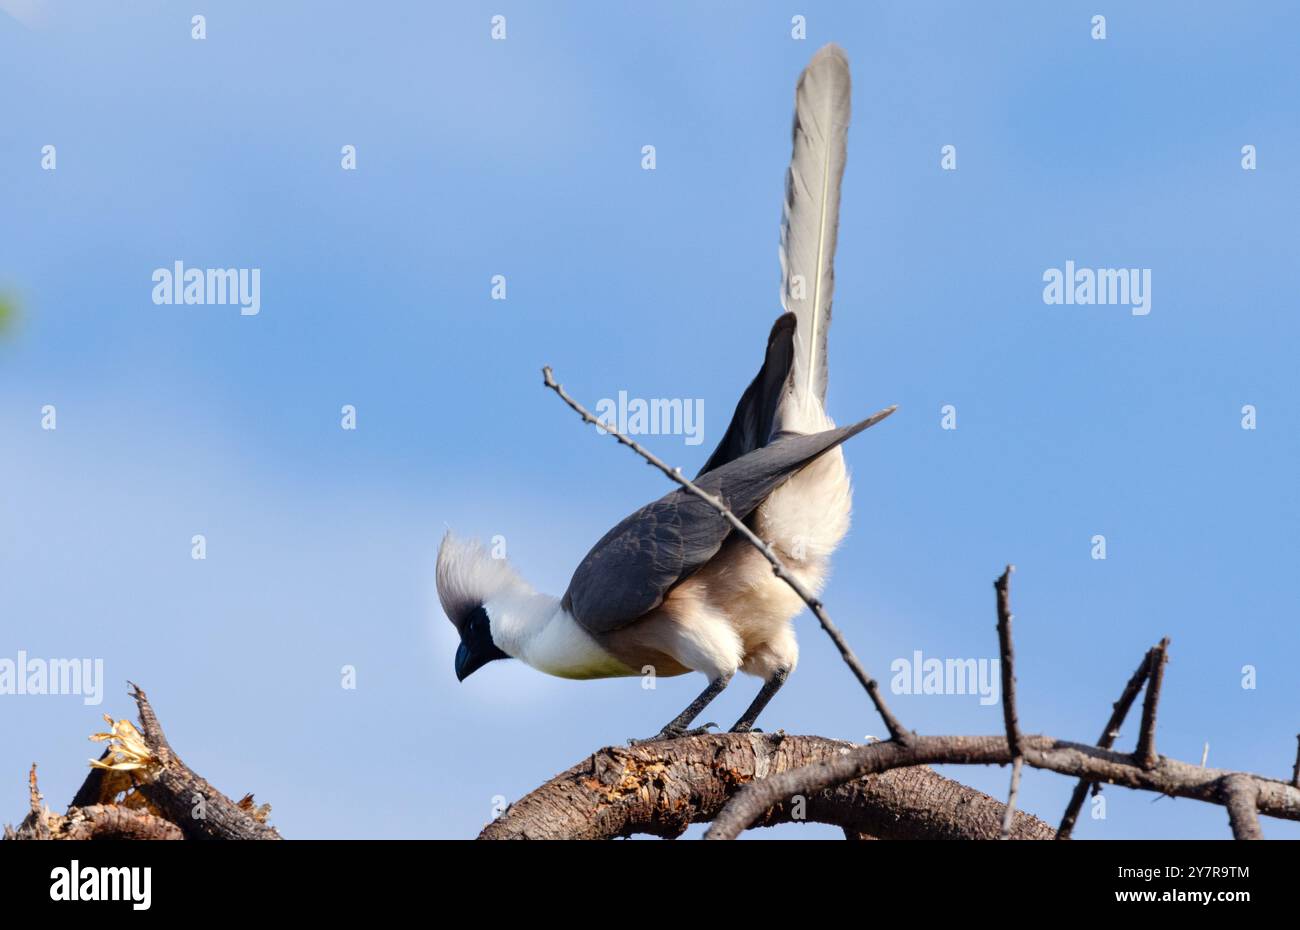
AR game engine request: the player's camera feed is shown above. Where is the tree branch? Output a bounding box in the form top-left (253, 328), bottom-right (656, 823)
top-left (5, 684), bottom-right (279, 841)
top-left (1056, 646), bottom-right (1154, 839)
top-left (994, 565), bottom-right (1022, 838)
top-left (479, 733), bottom-right (1055, 840)
top-left (121, 684), bottom-right (280, 840)
top-left (1135, 638), bottom-right (1170, 769)
top-left (62, 805), bottom-right (185, 841)
top-left (705, 574), bottom-right (1298, 841)
top-left (704, 732), bottom-right (1300, 840)
top-left (1220, 774), bottom-right (1263, 840)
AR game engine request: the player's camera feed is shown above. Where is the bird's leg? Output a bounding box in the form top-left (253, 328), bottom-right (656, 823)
top-left (729, 666), bottom-right (790, 733)
top-left (629, 671), bottom-right (733, 744)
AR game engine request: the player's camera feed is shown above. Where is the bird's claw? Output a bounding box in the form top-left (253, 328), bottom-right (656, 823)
top-left (628, 722), bottom-right (717, 745)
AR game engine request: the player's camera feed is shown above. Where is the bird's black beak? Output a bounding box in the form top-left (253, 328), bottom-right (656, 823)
top-left (455, 641), bottom-right (481, 682)
top-left (456, 641), bottom-right (505, 681)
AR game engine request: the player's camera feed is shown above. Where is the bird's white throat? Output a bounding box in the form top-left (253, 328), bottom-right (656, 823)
top-left (485, 588), bottom-right (634, 680)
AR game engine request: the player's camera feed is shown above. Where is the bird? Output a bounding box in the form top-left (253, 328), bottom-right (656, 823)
top-left (437, 44), bottom-right (889, 742)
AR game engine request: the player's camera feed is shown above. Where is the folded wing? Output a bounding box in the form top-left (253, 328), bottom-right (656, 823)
top-left (563, 409), bottom-right (890, 635)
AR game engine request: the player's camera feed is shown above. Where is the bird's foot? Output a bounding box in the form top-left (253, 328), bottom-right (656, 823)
top-left (628, 722), bottom-right (717, 745)
top-left (729, 724), bottom-right (764, 734)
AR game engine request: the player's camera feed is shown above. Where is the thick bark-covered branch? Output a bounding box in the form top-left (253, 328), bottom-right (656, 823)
top-left (479, 733), bottom-right (1055, 840)
top-left (1221, 774), bottom-right (1263, 840)
top-left (120, 683), bottom-right (279, 840)
top-left (5, 684), bottom-right (279, 841)
top-left (62, 805), bottom-right (185, 840)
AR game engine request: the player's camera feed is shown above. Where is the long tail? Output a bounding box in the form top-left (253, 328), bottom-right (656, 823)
top-left (779, 43), bottom-right (851, 416)
top-left (696, 313), bottom-right (796, 477)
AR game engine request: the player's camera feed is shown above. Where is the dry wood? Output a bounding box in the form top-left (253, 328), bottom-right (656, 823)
top-left (479, 733), bottom-right (1055, 840)
top-left (5, 684), bottom-right (278, 841)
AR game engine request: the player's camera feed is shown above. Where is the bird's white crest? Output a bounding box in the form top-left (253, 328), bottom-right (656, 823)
top-left (779, 43), bottom-right (851, 411)
top-left (435, 531), bottom-right (627, 677)
top-left (435, 531), bottom-right (533, 631)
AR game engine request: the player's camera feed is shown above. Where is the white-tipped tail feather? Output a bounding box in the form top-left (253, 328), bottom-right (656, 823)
top-left (779, 43), bottom-right (851, 415)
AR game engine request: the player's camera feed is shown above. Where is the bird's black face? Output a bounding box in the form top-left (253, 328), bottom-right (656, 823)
top-left (455, 605), bottom-right (509, 682)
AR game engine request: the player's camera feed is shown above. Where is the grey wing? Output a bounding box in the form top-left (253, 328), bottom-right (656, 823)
top-left (563, 408), bottom-right (893, 635)
top-left (562, 493), bottom-right (730, 635)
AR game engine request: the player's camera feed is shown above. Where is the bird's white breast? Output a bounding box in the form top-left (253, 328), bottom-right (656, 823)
top-left (529, 610), bottom-right (637, 679)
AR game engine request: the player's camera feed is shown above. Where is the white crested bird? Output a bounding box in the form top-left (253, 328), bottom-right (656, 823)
top-left (438, 44), bottom-right (890, 741)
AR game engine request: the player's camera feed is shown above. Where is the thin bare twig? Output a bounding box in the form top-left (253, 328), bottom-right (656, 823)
top-left (993, 566), bottom-right (1023, 838)
top-left (1001, 758), bottom-right (1023, 840)
top-left (994, 567), bottom-right (1021, 756)
top-left (1292, 735), bottom-right (1300, 789)
top-left (541, 365), bottom-right (909, 743)
top-left (1135, 638), bottom-right (1170, 769)
top-left (1056, 645), bottom-right (1155, 839)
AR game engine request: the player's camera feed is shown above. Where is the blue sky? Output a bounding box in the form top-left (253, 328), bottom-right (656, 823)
top-left (2, 1), bottom-right (1298, 839)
